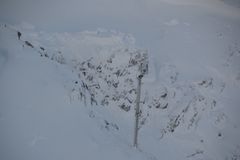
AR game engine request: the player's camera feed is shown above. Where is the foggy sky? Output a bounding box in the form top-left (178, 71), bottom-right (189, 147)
top-left (1, 0), bottom-right (239, 32)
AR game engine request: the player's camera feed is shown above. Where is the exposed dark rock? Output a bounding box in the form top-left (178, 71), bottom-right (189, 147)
top-left (17, 31), bottom-right (22, 40)
top-left (25, 41), bottom-right (34, 48)
top-left (40, 47), bottom-right (45, 51)
top-left (161, 93), bottom-right (167, 98)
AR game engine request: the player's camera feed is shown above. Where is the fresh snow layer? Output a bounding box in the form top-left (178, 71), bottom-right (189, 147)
top-left (1, 0), bottom-right (240, 160)
top-left (0, 26), bottom-right (148, 160)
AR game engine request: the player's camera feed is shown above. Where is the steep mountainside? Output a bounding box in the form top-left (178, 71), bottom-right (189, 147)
top-left (0, 21), bottom-right (240, 160)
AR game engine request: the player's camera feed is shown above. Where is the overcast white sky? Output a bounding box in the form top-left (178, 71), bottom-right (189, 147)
top-left (1, 0), bottom-right (239, 32)
top-left (0, 0), bottom-right (148, 30)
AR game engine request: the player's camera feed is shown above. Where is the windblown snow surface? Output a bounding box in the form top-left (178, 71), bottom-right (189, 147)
top-left (0, 0), bottom-right (240, 160)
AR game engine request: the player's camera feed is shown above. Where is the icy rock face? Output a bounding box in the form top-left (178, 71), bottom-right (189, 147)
top-left (67, 46), bottom-right (223, 139)
top-left (70, 48), bottom-right (148, 112)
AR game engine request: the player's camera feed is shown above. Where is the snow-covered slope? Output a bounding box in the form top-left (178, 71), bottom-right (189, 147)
top-left (0, 1), bottom-right (240, 159)
top-left (0, 24), bottom-right (151, 160)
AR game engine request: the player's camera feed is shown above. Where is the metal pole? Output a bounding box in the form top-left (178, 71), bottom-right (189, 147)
top-left (133, 75), bottom-right (142, 148)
